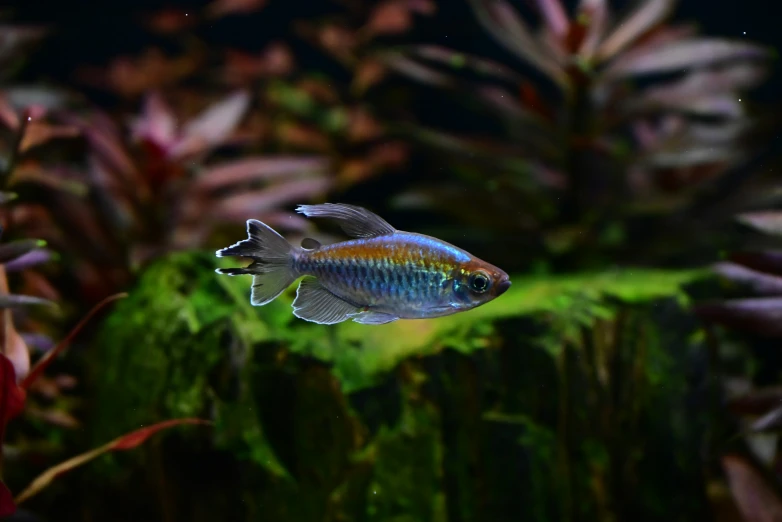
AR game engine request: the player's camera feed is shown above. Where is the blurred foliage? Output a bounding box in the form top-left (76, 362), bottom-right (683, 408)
top-left (692, 202), bottom-right (782, 520)
top-left (0, 0), bottom-right (780, 521)
top-left (0, 88), bottom-right (81, 496)
top-left (0, 0), bottom-right (440, 308)
top-left (64, 0), bottom-right (432, 189)
top-left (382, 0), bottom-right (779, 270)
top-left (69, 251), bottom-right (715, 521)
top-left (50, 89), bottom-right (328, 303)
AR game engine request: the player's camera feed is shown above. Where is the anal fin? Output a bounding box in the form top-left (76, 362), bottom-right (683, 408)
top-left (292, 278), bottom-right (360, 325)
top-left (348, 311), bottom-right (399, 325)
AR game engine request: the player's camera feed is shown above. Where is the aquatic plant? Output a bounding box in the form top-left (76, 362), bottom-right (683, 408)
top-left (284, 0), bottom-right (436, 187)
top-left (30, 90), bottom-right (331, 303)
top-left (382, 0), bottom-right (775, 268)
top-left (0, 112), bottom-right (61, 516)
top-left (696, 209), bottom-right (782, 337)
top-left (65, 0), bottom-right (433, 191)
top-left (685, 201), bottom-right (782, 518)
top-left (695, 209), bottom-right (782, 452)
top-left (0, 85), bottom-right (84, 433)
top-left (0, 98), bottom-right (210, 519)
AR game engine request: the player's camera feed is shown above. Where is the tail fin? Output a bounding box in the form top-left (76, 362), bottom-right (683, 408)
top-left (215, 219), bottom-right (298, 306)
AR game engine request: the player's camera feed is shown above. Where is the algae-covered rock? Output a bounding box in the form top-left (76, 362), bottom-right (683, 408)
top-left (80, 251), bottom-right (713, 522)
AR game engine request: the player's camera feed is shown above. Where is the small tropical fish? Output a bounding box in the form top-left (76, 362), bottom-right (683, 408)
top-left (215, 203), bottom-right (511, 325)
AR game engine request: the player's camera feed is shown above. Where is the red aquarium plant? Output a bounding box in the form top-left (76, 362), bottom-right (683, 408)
top-left (0, 102), bottom-right (210, 519)
top-left (382, 0), bottom-right (775, 266)
top-left (696, 208), bottom-right (782, 337)
top-left (696, 207), bottom-right (782, 427)
top-left (286, 0), bottom-right (437, 186)
top-left (35, 89), bottom-right (332, 303)
top-left (74, 0), bottom-right (433, 191)
top-left (74, 0), bottom-right (269, 99)
top-left (691, 203), bottom-right (782, 516)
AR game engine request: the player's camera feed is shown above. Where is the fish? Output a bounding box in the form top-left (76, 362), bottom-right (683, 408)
top-left (214, 203), bottom-right (511, 325)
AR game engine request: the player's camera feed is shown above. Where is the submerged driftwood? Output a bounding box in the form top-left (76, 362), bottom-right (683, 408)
top-left (71, 252), bottom-right (712, 522)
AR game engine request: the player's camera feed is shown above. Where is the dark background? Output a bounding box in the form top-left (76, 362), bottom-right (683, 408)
top-left (9, 0), bottom-right (782, 101)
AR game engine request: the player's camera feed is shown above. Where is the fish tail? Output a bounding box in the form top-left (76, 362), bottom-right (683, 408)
top-left (215, 219), bottom-right (298, 306)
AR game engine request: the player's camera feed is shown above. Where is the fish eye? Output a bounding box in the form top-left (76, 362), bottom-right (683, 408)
top-left (468, 271), bottom-right (491, 294)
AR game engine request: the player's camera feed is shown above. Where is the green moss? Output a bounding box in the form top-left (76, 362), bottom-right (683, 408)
top-left (363, 382), bottom-right (445, 522)
top-left (84, 251), bottom-right (713, 522)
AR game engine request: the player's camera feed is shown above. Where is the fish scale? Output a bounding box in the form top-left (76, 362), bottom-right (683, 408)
top-left (297, 233), bottom-right (454, 308)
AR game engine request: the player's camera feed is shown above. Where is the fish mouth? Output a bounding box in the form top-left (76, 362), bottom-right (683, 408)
top-left (496, 278), bottom-right (511, 296)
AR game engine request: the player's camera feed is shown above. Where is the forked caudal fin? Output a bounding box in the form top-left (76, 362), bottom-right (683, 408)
top-left (215, 219), bottom-right (297, 306)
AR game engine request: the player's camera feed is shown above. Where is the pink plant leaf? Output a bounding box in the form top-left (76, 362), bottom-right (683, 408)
top-left (206, 0), bottom-right (267, 18)
top-left (211, 178), bottom-right (332, 222)
top-left (729, 251), bottom-right (782, 278)
top-left (19, 333), bottom-right (55, 354)
top-left (19, 121), bottom-right (80, 153)
top-left (664, 63), bottom-right (766, 97)
top-left (628, 93), bottom-right (745, 120)
top-left (190, 156), bottom-right (329, 193)
top-left (0, 240), bottom-right (47, 265)
top-left (621, 65), bottom-right (767, 121)
top-left (382, 52), bottom-right (458, 88)
top-left (399, 45), bottom-right (526, 83)
top-left (602, 38), bottom-right (772, 80)
top-left (476, 85), bottom-right (553, 129)
top-left (729, 387), bottom-right (782, 417)
top-left (169, 90), bottom-right (251, 159)
top-left (722, 455), bottom-right (782, 522)
top-left (13, 418), bottom-right (211, 506)
top-left (131, 91), bottom-right (177, 149)
top-left (596, 0), bottom-right (676, 62)
top-left (0, 95), bottom-right (19, 129)
top-left (0, 294), bottom-right (55, 309)
top-left (249, 211), bottom-right (313, 232)
top-left (576, 0), bottom-right (608, 59)
top-left (534, 0), bottom-right (570, 43)
top-left (65, 115), bottom-right (138, 183)
top-left (365, 1), bottom-right (415, 37)
top-left (466, 0), bottom-right (569, 90)
top-left (2, 86), bottom-right (69, 114)
top-left (737, 212), bottom-right (782, 238)
top-left (600, 23), bottom-right (698, 76)
top-left (9, 166), bottom-right (89, 196)
top-left (695, 297), bottom-right (782, 337)
top-left (713, 262), bottom-right (782, 295)
top-left (750, 406), bottom-right (782, 433)
top-left (640, 142), bottom-right (742, 169)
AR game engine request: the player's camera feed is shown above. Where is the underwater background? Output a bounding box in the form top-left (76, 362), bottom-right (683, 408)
top-left (1, 0), bottom-right (782, 520)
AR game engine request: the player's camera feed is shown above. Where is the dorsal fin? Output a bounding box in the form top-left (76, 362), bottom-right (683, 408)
top-left (295, 203), bottom-right (396, 239)
top-left (301, 237), bottom-right (321, 250)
